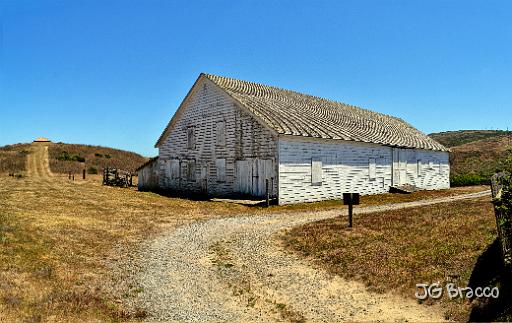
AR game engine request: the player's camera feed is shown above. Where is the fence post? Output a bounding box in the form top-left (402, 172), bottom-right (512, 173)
top-left (266, 178), bottom-right (270, 207)
top-left (491, 172), bottom-right (512, 271)
top-left (83, 169), bottom-right (86, 180)
top-left (348, 203), bottom-right (353, 228)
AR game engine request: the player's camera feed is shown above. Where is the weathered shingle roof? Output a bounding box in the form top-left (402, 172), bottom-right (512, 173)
top-left (204, 73), bottom-right (448, 152)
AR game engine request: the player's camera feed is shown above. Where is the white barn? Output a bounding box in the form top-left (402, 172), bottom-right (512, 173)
top-left (139, 73), bottom-right (449, 204)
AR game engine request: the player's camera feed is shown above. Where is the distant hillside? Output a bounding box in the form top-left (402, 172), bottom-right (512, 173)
top-left (0, 142), bottom-right (148, 174)
top-left (429, 130), bottom-right (512, 185)
top-left (0, 143), bottom-right (32, 174)
top-left (48, 143), bottom-right (148, 174)
top-left (429, 130), bottom-right (509, 148)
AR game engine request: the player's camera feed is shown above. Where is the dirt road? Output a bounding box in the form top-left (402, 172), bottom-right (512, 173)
top-left (26, 143), bottom-right (53, 178)
top-left (129, 190), bottom-right (490, 322)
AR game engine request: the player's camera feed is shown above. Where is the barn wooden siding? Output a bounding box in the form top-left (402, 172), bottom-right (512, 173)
top-left (138, 159), bottom-right (160, 191)
top-left (158, 78), bottom-right (278, 196)
top-left (398, 148), bottom-right (450, 189)
top-left (277, 136), bottom-right (449, 204)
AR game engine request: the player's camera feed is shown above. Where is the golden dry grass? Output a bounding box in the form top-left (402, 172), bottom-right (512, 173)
top-left (0, 175), bottom-right (250, 322)
top-left (0, 144), bottom-right (32, 174)
top-left (282, 197), bottom-right (497, 321)
top-left (265, 185), bottom-right (487, 213)
top-left (0, 152), bottom-right (490, 322)
top-left (48, 143), bottom-right (148, 174)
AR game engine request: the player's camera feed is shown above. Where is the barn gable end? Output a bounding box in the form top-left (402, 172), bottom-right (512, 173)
top-left (156, 76), bottom-right (279, 196)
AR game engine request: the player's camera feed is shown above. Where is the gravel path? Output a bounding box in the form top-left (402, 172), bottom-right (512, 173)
top-left (129, 190), bottom-right (490, 322)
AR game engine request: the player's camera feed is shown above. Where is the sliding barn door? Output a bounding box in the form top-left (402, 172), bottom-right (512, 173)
top-left (236, 159), bottom-right (274, 197)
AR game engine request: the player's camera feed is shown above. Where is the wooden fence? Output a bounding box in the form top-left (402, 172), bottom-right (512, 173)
top-left (491, 172), bottom-right (512, 270)
top-left (103, 167), bottom-right (134, 188)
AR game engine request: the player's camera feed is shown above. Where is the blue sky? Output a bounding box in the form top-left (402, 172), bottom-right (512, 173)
top-left (1, 0), bottom-right (511, 156)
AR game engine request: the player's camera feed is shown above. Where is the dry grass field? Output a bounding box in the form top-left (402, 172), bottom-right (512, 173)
top-left (282, 197), bottom-right (496, 321)
top-left (0, 144), bottom-right (31, 174)
top-left (267, 185), bottom-right (487, 213)
top-left (0, 142), bottom-right (493, 321)
top-left (0, 174), bottom-right (253, 321)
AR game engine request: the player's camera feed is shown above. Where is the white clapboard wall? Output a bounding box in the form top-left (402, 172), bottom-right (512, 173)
top-left (277, 136), bottom-right (450, 204)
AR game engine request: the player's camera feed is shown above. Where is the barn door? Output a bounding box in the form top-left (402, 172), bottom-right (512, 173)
top-left (236, 160), bottom-right (252, 195)
top-left (200, 163), bottom-right (208, 193)
top-left (392, 148), bottom-right (408, 186)
top-left (236, 159), bottom-right (274, 197)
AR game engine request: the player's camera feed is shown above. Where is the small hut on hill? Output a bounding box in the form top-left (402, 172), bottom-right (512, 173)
top-left (33, 137), bottom-right (51, 143)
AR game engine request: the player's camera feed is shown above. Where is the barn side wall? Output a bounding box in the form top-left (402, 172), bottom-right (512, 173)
top-left (277, 136), bottom-right (450, 205)
top-left (157, 78), bottom-right (278, 196)
top-left (402, 149), bottom-right (450, 189)
top-left (137, 160), bottom-right (160, 191)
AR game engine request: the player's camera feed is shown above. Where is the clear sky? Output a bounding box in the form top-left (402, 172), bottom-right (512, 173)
top-left (1, 0), bottom-right (511, 156)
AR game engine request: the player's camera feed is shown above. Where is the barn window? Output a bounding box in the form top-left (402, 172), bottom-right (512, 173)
top-left (187, 127), bottom-right (195, 149)
top-left (311, 159), bottom-right (322, 185)
top-left (216, 159), bottom-right (226, 182)
top-left (417, 160), bottom-right (422, 177)
top-left (170, 159), bottom-right (180, 179)
top-left (428, 160), bottom-right (434, 170)
top-left (187, 160), bottom-right (196, 181)
top-left (437, 159), bottom-right (442, 174)
top-left (216, 121), bottom-right (226, 146)
top-left (368, 158), bottom-right (376, 180)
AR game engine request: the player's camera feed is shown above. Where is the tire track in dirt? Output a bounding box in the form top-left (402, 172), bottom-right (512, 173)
top-left (26, 144), bottom-right (53, 178)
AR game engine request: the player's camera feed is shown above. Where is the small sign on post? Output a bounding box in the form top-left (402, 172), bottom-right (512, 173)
top-left (343, 193), bottom-right (360, 227)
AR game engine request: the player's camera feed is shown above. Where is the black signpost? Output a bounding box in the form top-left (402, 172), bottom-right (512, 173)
top-left (343, 193), bottom-right (360, 227)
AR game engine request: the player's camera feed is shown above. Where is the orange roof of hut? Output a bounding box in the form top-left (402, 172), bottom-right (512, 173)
top-left (33, 137), bottom-right (51, 143)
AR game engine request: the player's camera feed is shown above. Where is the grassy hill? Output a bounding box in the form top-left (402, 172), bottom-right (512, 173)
top-left (429, 130), bottom-right (512, 185)
top-left (0, 142), bottom-right (148, 175)
top-left (429, 130), bottom-right (510, 148)
top-left (0, 144), bottom-right (32, 174)
top-left (48, 143), bottom-right (148, 174)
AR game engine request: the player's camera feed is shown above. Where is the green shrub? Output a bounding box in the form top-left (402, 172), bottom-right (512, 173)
top-left (56, 151), bottom-right (71, 161)
top-left (450, 174), bottom-right (490, 187)
top-left (105, 154), bottom-right (111, 159)
top-left (87, 166), bottom-right (98, 174)
top-left (94, 153), bottom-right (104, 158)
top-left (56, 151), bottom-right (85, 163)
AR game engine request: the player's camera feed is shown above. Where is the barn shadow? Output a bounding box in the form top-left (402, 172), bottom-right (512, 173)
top-left (467, 237), bottom-right (512, 321)
top-left (140, 188), bottom-right (278, 206)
